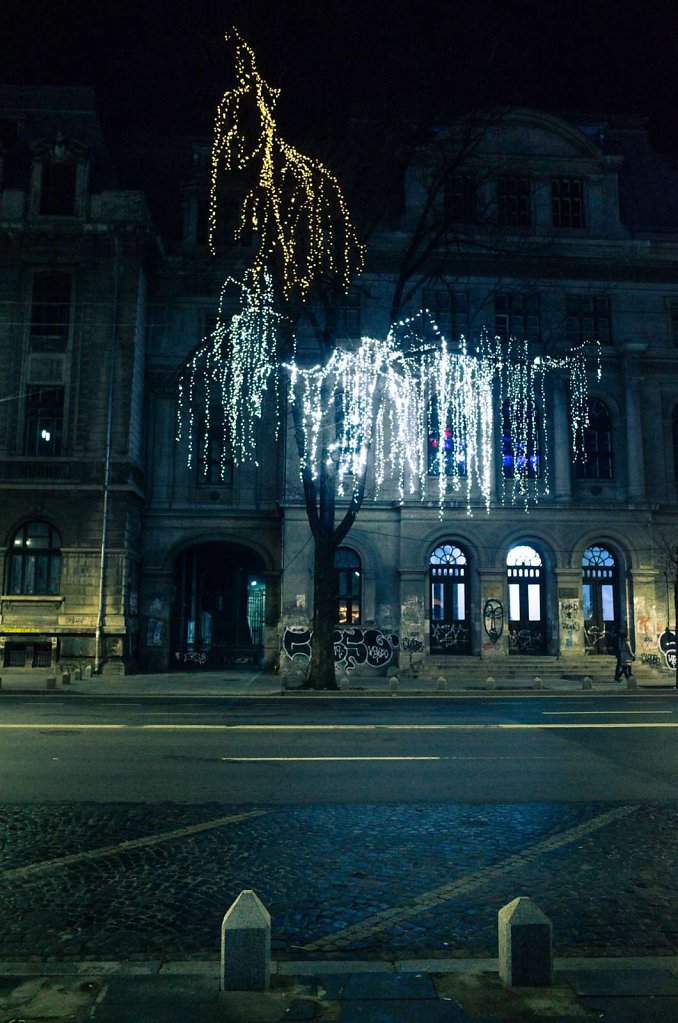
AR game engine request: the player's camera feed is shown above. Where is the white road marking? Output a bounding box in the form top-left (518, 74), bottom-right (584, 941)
top-left (220, 756), bottom-right (442, 762)
top-left (1, 721), bottom-right (678, 731)
top-left (542, 710), bottom-right (673, 716)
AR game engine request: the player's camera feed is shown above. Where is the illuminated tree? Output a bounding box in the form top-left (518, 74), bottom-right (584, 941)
top-left (178, 30), bottom-right (599, 690)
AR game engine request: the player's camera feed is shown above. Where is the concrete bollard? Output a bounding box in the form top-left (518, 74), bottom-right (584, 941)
top-left (533, 676), bottom-right (542, 691)
top-left (389, 675), bottom-right (399, 695)
top-left (498, 896), bottom-right (553, 987)
top-left (436, 676), bottom-right (447, 691)
top-left (626, 672), bottom-right (637, 690)
top-left (46, 676), bottom-right (57, 690)
top-left (221, 889), bottom-right (270, 991)
top-left (84, 665), bottom-right (93, 679)
top-left (73, 667), bottom-right (82, 681)
top-left (61, 671), bottom-right (70, 686)
top-left (582, 676), bottom-right (593, 690)
top-left (485, 675), bottom-right (496, 691)
top-left (339, 676), bottom-right (350, 691)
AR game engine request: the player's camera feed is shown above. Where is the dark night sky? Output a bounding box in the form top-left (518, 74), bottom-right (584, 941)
top-left (2, 0), bottom-right (678, 151)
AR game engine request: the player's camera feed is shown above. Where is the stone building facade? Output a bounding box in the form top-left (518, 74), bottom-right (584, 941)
top-left (1, 91), bottom-right (677, 679)
top-left (0, 87), bottom-right (157, 673)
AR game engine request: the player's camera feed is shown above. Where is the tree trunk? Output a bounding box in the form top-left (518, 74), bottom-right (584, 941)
top-left (305, 534), bottom-right (338, 689)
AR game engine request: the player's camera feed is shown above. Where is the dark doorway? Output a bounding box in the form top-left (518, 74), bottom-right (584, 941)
top-left (171, 543), bottom-right (266, 668)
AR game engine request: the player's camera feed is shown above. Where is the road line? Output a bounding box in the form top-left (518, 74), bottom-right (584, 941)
top-left (542, 710), bottom-right (673, 716)
top-left (220, 756), bottom-right (442, 762)
top-left (2, 722), bottom-right (678, 731)
top-left (303, 805), bottom-right (639, 952)
top-left (0, 810), bottom-right (268, 883)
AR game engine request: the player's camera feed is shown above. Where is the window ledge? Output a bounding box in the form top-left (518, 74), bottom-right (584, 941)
top-left (1, 594), bottom-right (64, 602)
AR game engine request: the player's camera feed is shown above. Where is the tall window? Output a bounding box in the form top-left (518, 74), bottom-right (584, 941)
top-left (672, 405), bottom-right (678, 482)
top-left (40, 162), bottom-right (77, 215)
top-left (30, 271), bottom-right (72, 351)
top-left (24, 386), bottom-right (64, 456)
top-left (502, 399), bottom-right (541, 479)
top-left (444, 173), bottom-right (476, 225)
top-left (566, 294), bottom-right (611, 346)
top-left (422, 288), bottom-right (469, 341)
top-left (495, 293), bottom-right (539, 343)
top-left (198, 405), bottom-right (233, 485)
top-left (497, 174), bottom-right (531, 226)
top-left (552, 177), bottom-right (585, 228)
top-left (428, 402), bottom-right (467, 477)
top-left (576, 398), bottom-right (613, 479)
top-left (339, 289), bottom-right (361, 335)
top-left (335, 547), bottom-right (361, 625)
top-left (8, 522), bottom-right (61, 595)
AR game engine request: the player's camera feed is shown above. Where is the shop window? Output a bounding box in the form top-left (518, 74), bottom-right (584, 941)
top-left (8, 521), bottom-right (61, 595)
top-left (335, 547), bottom-right (361, 625)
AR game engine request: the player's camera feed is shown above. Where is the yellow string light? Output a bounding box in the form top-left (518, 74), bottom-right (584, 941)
top-left (210, 28), bottom-right (365, 298)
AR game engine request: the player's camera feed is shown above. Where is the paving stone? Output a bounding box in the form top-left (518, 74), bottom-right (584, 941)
top-left (90, 976), bottom-right (224, 1023)
top-left (565, 967), bottom-right (678, 996)
top-left (340, 999), bottom-right (468, 1022)
top-left (342, 972), bottom-right (437, 999)
top-left (581, 996), bottom-right (678, 1022)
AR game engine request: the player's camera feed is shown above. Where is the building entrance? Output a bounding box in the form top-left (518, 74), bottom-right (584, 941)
top-left (429, 544), bottom-right (471, 654)
top-left (171, 543), bottom-right (266, 668)
top-left (507, 544), bottom-right (546, 654)
top-left (582, 545), bottom-right (618, 654)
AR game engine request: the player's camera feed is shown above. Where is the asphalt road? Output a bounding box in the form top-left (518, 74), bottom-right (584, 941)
top-left (2, 693), bottom-right (678, 803)
top-left (3, 693), bottom-right (678, 960)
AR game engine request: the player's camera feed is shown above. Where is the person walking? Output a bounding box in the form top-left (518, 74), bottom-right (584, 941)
top-left (614, 632), bottom-right (635, 681)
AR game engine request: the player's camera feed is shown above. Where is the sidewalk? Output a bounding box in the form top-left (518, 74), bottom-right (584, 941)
top-left (0, 667), bottom-right (674, 697)
top-left (2, 956), bottom-right (678, 1021)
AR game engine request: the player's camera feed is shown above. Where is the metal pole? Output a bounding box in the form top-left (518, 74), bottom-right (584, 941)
top-left (94, 236), bottom-right (121, 673)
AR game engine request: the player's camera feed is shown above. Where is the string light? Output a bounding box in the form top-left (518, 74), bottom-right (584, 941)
top-left (176, 270), bottom-right (284, 470)
top-left (210, 28), bottom-right (364, 298)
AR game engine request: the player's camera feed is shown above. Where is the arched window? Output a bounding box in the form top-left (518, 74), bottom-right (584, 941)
top-left (334, 548), bottom-right (361, 625)
top-left (502, 399), bottom-right (541, 479)
top-left (582, 545), bottom-right (618, 654)
top-left (8, 521), bottom-right (61, 595)
top-left (576, 398), bottom-right (613, 479)
top-left (429, 544), bottom-right (471, 653)
top-left (506, 544), bottom-right (546, 654)
top-left (672, 404), bottom-right (678, 483)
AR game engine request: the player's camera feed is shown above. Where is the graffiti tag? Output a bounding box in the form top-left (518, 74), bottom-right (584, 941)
top-left (483, 599), bottom-right (504, 643)
top-left (431, 623), bottom-right (469, 648)
top-left (281, 627), bottom-right (399, 669)
top-left (659, 629), bottom-right (676, 671)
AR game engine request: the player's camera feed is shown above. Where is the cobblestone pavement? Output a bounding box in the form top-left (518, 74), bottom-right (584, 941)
top-left (1, 801), bottom-right (678, 961)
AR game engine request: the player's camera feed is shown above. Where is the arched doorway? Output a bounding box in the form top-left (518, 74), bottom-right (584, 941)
top-left (171, 543), bottom-right (266, 668)
top-left (429, 543), bottom-right (471, 654)
top-left (507, 544), bottom-right (546, 654)
top-left (582, 545), bottom-right (618, 654)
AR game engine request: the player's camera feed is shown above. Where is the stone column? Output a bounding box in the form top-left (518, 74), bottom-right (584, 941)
top-left (556, 569), bottom-right (585, 658)
top-left (479, 571), bottom-right (509, 659)
top-left (398, 569), bottom-right (427, 672)
top-left (622, 345), bottom-right (647, 502)
top-left (551, 373), bottom-right (572, 503)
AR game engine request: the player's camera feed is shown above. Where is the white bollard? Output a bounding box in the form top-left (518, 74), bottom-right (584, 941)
top-left (46, 676), bottom-right (57, 690)
top-left (221, 889), bottom-right (270, 991)
top-left (389, 675), bottom-right (399, 695)
top-left (498, 896), bottom-right (553, 987)
top-left (582, 676), bottom-right (592, 690)
top-left (485, 675), bottom-right (496, 690)
top-left (533, 676), bottom-right (542, 690)
top-left (61, 671), bottom-right (71, 686)
top-left (626, 672), bottom-right (637, 690)
top-left (436, 676), bottom-right (447, 691)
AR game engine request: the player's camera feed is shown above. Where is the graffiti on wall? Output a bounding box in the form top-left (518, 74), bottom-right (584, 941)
top-left (659, 629), bottom-right (676, 670)
top-left (560, 601), bottom-right (580, 631)
top-left (282, 627), bottom-right (399, 669)
top-left (483, 599), bottom-right (504, 643)
top-left (430, 623), bottom-right (469, 649)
